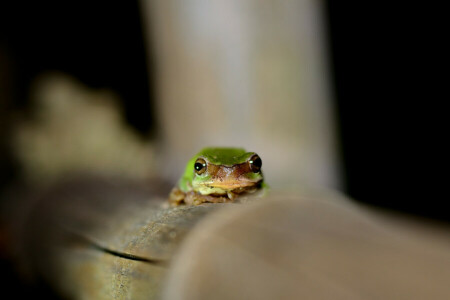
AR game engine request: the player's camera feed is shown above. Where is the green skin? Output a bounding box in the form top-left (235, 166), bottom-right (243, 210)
top-left (173, 147), bottom-right (267, 204)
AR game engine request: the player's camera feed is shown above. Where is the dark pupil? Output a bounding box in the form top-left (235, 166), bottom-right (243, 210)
top-left (195, 162), bottom-right (205, 171)
top-left (251, 157), bottom-right (262, 168)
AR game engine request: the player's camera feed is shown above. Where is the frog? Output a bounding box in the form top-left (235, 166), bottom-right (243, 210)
top-left (168, 147), bottom-right (267, 206)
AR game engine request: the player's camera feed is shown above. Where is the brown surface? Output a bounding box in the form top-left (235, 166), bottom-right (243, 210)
top-left (11, 176), bottom-right (222, 299)
top-left (8, 179), bottom-right (450, 299)
top-left (164, 192), bottom-right (450, 300)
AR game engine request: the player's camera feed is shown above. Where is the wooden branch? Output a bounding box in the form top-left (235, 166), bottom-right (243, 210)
top-left (10, 177), bottom-right (450, 299)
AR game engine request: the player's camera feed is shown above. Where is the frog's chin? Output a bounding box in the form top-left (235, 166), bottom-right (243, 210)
top-left (193, 180), bottom-right (261, 196)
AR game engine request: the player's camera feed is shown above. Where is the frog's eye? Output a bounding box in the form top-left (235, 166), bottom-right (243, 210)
top-left (194, 158), bottom-right (207, 175)
top-left (249, 154), bottom-right (262, 173)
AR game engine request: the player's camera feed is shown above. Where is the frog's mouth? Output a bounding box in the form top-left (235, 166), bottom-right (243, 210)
top-left (209, 180), bottom-right (259, 190)
top-left (195, 179), bottom-right (262, 196)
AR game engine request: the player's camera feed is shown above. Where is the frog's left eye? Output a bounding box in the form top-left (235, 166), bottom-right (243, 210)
top-left (194, 158), bottom-right (207, 175)
top-left (249, 154), bottom-right (262, 173)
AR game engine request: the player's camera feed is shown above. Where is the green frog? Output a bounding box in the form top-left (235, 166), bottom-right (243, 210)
top-left (168, 147), bottom-right (267, 206)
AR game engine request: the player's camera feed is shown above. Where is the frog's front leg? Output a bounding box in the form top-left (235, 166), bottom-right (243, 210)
top-left (168, 187), bottom-right (186, 206)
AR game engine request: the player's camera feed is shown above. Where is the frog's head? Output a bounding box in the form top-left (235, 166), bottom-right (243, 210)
top-left (188, 147), bottom-right (264, 195)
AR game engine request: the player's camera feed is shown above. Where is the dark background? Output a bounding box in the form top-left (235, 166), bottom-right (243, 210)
top-left (0, 1), bottom-right (449, 220)
top-left (0, 1), bottom-right (446, 298)
top-left (1, 1), bottom-right (446, 220)
top-left (0, 1), bottom-right (446, 224)
top-left (325, 2), bottom-right (445, 221)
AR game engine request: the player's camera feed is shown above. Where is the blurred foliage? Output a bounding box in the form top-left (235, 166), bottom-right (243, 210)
top-left (11, 73), bottom-right (155, 186)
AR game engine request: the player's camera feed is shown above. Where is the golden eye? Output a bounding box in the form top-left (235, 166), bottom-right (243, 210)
top-left (194, 158), bottom-right (207, 175)
top-left (249, 154), bottom-right (262, 173)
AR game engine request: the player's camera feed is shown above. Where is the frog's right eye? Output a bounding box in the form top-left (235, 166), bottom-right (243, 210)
top-left (194, 158), bottom-right (207, 175)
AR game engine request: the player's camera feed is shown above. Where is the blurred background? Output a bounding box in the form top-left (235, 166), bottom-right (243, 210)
top-left (0, 0), bottom-right (447, 298)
